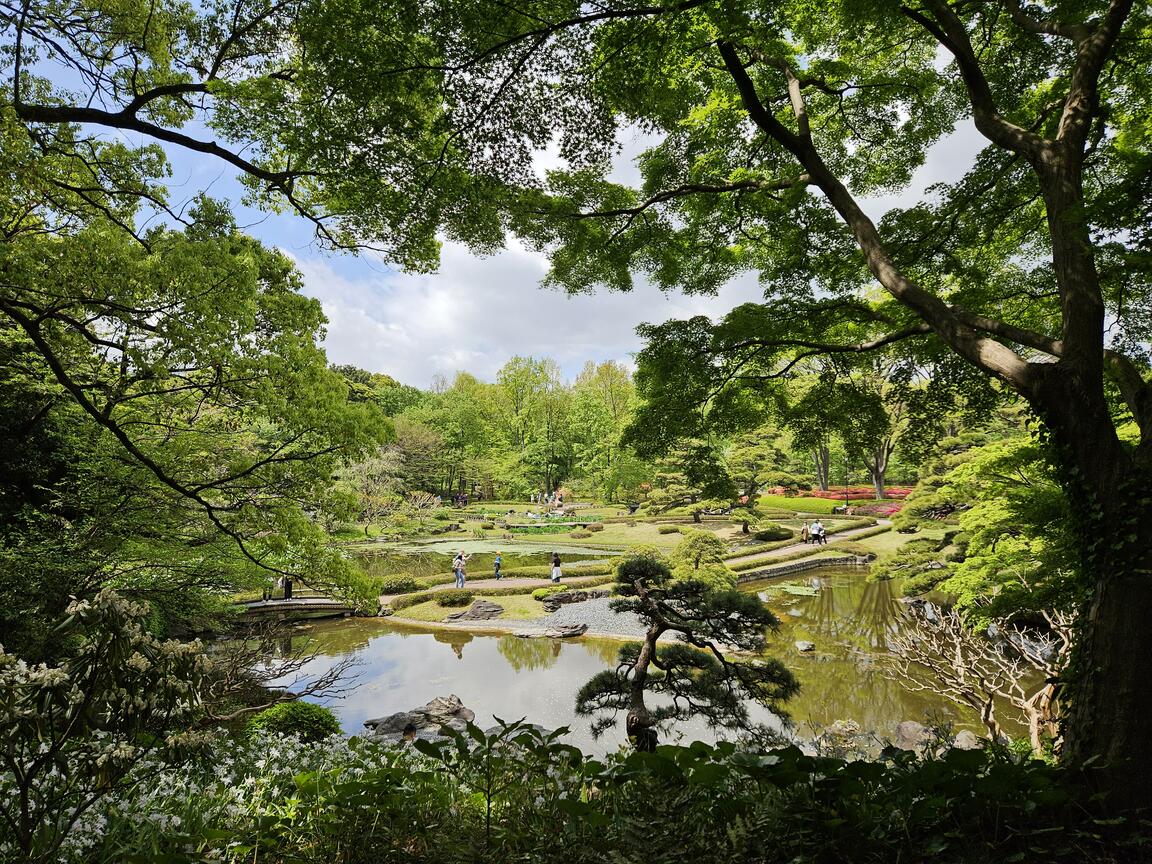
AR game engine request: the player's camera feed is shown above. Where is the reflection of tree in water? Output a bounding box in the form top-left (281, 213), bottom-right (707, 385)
top-left (497, 635), bottom-right (562, 671)
top-left (434, 630), bottom-right (473, 660)
top-left (753, 569), bottom-right (976, 735)
top-left (852, 578), bottom-right (902, 651)
top-left (581, 638), bottom-right (626, 665)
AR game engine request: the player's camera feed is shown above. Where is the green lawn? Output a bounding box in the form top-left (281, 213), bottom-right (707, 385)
top-left (829, 526), bottom-right (948, 556)
top-left (397, 593), bottom-right (547, 622)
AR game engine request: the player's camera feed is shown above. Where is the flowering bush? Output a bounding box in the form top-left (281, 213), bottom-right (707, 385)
top-left (0, 589), bottom-right (211, 864)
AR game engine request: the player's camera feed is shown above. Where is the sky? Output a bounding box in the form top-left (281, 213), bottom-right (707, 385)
top-left (158, 123), bottom-right (985, 390)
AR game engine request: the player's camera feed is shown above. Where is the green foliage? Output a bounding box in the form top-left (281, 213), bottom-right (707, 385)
top-left (389, 591), bottom-right (437, 611)
top-left (435, 589), bottom-right (474, 607)
top-left (245, 702), bottom-right (341, 743)
top-left (658, 524), bottom-right (683, 534)
top-left (18, 721), bottom-right (1152, 864)
top-left (586, 522), bottom-right (605, 531)
top-left (753, 522), bottom-right (794, 541)
top-left (531, 586), bottom-right (567, 601)
top-left (875, 435), bottom-right (1079, 621)
top-left (373, 576), bottom-right (422, 595)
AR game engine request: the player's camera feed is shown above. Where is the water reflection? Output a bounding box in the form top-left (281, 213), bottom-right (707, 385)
top-left (433, 630), bottom-right (473, 659)
top-left (747, 569), bottom-right (983, 737)
top-left (498, 635), bottom-right (562, 671)
top-left (279, 568), bottom-right (985, 754)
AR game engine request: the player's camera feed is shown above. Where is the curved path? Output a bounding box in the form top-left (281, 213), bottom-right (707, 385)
top-left (723, 520), bottom-right (890, 566)
top-left (379, 521), bottom-right (889, 607)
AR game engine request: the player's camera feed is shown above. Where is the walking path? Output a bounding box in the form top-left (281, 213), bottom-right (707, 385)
top-left (723, 520), bottom-right (889, 566)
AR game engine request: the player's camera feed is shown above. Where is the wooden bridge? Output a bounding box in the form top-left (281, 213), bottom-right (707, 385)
top-left (238, 595), bottom-right (356, 619)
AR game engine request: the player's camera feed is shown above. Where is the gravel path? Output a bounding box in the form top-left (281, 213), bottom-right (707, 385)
top-left (534, 596), bottom-right (653, 640)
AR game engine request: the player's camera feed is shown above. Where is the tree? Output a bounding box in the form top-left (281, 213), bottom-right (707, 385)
top-left (575, 550), bottom-right (798, 750)
top-left (276, 0), bottom-right (1147, 802)
top-left (10, 0), bottom-right (1152, 804)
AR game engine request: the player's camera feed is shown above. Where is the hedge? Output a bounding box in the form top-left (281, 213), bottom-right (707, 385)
top-left (384, 573), bottom-right (618, 612)
top-left (245, 702), bottom-right (341, 743)
top-left (436, 590), bottom-right (474, 607)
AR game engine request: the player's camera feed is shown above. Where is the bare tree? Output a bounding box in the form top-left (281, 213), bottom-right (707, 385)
top-left (884, 602), bottom-right (1072, 754)
top-left (199, 621), bottom-right (360, 724)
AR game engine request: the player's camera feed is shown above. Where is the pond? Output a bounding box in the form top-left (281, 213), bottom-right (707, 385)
top-left (278, 567), bottom-right (987, 753)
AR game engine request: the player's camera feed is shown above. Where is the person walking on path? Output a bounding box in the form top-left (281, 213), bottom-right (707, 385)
top-left (811, 520), bottom-right (827, 545)
top-left (800, 521), bottom-right (810, 544)
top-left (452, 550), bottom-right (470, 588)
top-left (493, 551), bottom-right (503, 580)
top-left (550, 552), bottom-right (563, 584)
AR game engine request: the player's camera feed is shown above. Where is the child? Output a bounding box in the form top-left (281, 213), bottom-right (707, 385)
top-left (494, 551), bottom-right (503, 580)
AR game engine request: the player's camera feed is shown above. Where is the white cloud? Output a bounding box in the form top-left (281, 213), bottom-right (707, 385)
top-left (293, 240), bottom-right (764, 388)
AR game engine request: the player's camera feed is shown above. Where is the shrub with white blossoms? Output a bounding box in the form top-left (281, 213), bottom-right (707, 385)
top-left (0, 588), bottom-right (213, 864)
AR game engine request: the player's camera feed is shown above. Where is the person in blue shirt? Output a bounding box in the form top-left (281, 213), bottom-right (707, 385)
top-left (494, 551), bottom-right (503, 580)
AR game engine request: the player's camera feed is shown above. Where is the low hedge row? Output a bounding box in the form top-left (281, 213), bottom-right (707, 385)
top-left (387, 573), bottom-right (618, 611)
top-left (729, 547), bottom-right (823, 573)
top-left (829, 524), bottom-right (891, 544)
top-left (500, 562), bottom-right (612, 579)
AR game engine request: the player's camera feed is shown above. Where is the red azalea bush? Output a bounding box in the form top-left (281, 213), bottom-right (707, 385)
top-left (849, 502), bottom-right (905, 517)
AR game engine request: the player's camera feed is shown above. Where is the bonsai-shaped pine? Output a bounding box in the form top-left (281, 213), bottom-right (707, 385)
top-left (575, 550), bottom-right (798, 751)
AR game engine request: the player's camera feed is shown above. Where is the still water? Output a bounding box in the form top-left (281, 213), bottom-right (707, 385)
top-left (283, 567), bottom-right (983, 753)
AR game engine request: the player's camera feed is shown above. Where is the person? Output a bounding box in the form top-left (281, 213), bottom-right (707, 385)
top-left (493, 551), bottom-right (503, 580)
top-left (811, 520), bottom-right (827, 545)
top-left (550, 551), bottom-right (562, 584)
top-left (452, 550), bottom-right (470, 588)
top-left (800, 521), bottom-right (810, 544)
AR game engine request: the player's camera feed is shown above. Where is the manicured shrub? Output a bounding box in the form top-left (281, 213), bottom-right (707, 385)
top-left (658, 525), bottom-right (682, 535)
top-left (245, 701), bottom-right (341, 743)
top-left (586, 522), bottom-right (605, 531)
top-left (375, 576), bottom-right (421, 595)
top-left (570, 530), bottom-right (592, 538)
top-left (480, 521), bottom-right (495, 530)
top-left (532, 586), bottom-right (566, 601)
top-left (753, 522), bottom-right (794, 541)
top-left (435, 589), bottom-right (474, 607)
top-left (390, 591), bottom-right (436, 610)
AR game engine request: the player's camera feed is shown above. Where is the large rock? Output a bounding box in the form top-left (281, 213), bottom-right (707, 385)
top-left (445, 599), bottom-right (504, 621)
top-left (364, 694), bottom-right (475, 743)
top-left (794, 640), bottom-right (816, 653)
top-left (541, 589), bottom-right (609, 613)
top-left (516, 623), bottom-right (588, 639)
top-left (892, 720), bottom-right (930, 751)
top-left (952, 730), bottom-right (982, 750)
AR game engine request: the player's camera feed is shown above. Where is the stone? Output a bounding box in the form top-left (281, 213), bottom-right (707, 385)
top-left (787, 608), bottom-right (804, 617)
top-left (952, 730), bottom-right (982, 750)
top-left (364, 694), bottom-right (475, 743)
top-left (892, 720), bottom-right (930, 751)
top-left (445, 599), bottom-right (504, 621)
top-left (516, 623), bottom-right (588, 639)
top-left (541, 589), bottom-right (609, 613)
top-left (794, 640), bottom-right (816, 653)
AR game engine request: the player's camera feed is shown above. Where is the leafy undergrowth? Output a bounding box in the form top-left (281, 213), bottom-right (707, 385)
top-left (49, 724), bottom-right (1152, 864)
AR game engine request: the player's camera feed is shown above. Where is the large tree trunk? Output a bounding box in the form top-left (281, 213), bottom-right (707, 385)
top-left (812, 446), bottom-right (830, 490)
top-left (1035, 368), bottom-right (1152, 809)
top-left (1062, 503), bottom-right (1152, 806)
